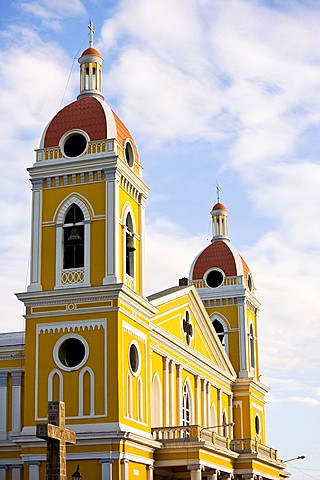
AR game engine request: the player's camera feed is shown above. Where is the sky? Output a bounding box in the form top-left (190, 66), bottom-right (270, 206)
top-left (0, 0), bottom-right (319, 477)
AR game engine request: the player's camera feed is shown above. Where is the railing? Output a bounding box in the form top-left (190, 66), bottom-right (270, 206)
top-left (192, 275), bottom-right (244, 289)
top-left (230, 439), bottom-right (278, 460)
top-left (61, 268), bottom-right (85, 286)
top-left (151, 425), bottom-right (228, 448)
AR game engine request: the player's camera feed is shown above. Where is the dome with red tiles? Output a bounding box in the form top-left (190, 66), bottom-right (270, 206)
top-left (81, 47), bottom-right (101, 56)
top-left (40, 96), bottom-right (140, 163)
top-left (190, 240), bottom-right (250, 282)
top-left (212, 202), bottom-right (227, 211)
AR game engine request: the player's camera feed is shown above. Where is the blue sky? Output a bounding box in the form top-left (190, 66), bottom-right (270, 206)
top-left (1, 0), bottom-right (320, 477)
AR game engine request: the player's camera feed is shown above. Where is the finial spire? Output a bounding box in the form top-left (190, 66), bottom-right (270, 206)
top-left (216, 182), bottom-right (221, 203)
top-left (88, 20), bottom-right (95, 48)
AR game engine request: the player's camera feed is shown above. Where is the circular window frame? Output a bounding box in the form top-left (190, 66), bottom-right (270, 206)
top-left (124, 139), bottom-right (135, 167)
top-left (59, 129), bottom-right (90, 159)
top-left (204, 268), bottom-right (225, 289)
top-left (128, 340), bottom-right (141, 376)
top-left (53, 333), bottom-right (89, 372)
top-left (247, 273), bottom-right (253, 292)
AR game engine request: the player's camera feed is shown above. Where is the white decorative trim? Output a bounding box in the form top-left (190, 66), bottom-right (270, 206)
top-left (137, 377), bottom-right (143, 422)
top-left (128, 340), bottom-right (141, 377)
top-left (37, 319), bottom-right (105, 334)
top-left (28, 187), bottom-right (43, 291)
top-left (123, 322), bottom-right (146, 343)
top-left (182, 377), bottom-right (194, 425)
top-left (127, 371), bottom-right (132, 418)
top-left (59, 129), bottom-right (90, 159)
top-left (47, 369), bottom-right (63, 402)
top-left (54, 194), bottom-right (92, 289)
top-left (96, 98), bottom-right (117, 140)
top-left (210, 313), bottom-right (229, 355)
top-left (53, 333), bottom-right (89, 372)
top-left (0, 373), bottom-right (7, 440)
top-left (79, 367), bottom-right (95, 416)
top-left (151, 372), bottom-right (162, 427)
top-left (252, 401), bottom-right (263, 412)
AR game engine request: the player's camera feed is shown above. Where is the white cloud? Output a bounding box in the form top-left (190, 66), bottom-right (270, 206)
top-left (20, 0), bottom-right (86, 28)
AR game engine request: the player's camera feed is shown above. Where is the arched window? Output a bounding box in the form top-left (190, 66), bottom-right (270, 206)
top-left (182, 384), bottom-right (191, 426)
top-left (212, 317), bottom-right (229, 354)
top-left (55, 196), bottom-right (91, 288)
top-left (250, 324), bottom-right (255, 368)
top-left (63, 205), bottom-right (84, 269)
top-left (125, 213), bottom-right (135, 277)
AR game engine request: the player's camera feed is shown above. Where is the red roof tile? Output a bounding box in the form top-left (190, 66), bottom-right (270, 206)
top-left (81, 47), bottom-right (101, 56)
top-left (212, 202), bottom-right (227, 211)
top-left (44, 97), bottom-right (107, 147)
top-left (192, 241), bottom-right (237, 279)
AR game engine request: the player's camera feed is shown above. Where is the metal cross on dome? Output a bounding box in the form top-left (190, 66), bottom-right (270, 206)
top-left (88, 20), bottom-right (95, 48)
top-left (183, 311), bottom-right (193, 345)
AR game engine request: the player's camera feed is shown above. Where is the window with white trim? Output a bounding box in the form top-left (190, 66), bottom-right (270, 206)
top-left (250, 324), bottom-right (255, 368)
top-left (125, 212), bottom-right (135, 277)
top-left (212, 317), bottom-right (229, 354)
top-left (63, 205), bottom-right (84, 269)
top-left (182, 384), bottom-right (191, 426)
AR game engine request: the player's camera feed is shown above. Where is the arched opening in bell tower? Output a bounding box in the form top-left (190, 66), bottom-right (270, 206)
top-left (125, 212), bottom-right (135, 278)
top-left (63, 204), bottom-right (84, 269)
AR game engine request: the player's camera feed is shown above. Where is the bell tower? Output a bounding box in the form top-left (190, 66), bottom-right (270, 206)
top-left (189, 191), bottom-right (268, 444)
top-left (27, 29), bottom-right (148, 296)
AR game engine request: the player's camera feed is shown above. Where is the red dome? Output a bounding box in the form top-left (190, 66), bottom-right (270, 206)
top-left (190, 240), bottom-right (250, 280)
top-left (81, 47), bottom-right (101, 56)
top-left (212, 202), bottom-right (227, 211)
top-left (41, 96), bottom-right (140, 163)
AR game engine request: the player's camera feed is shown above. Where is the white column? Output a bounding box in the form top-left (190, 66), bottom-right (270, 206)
top-left (163, 357), bottom-right (169, 425)
top-left (121, 459), bottom-right (129, 480)
top-left (195, 376), bottom-right (200, 425)
top-left (0, 466), bottom-right (7, 480)
top-left (188, 465), bottom-right (203, 480)
top-left (0, 373), bottom-right (8, 440)
top-left (10, 466), bottom-right (22, 480)
top-left (104, 167), bottom-right (120, 285)
top-left (169, 360), bottom-right (175, 426)
top-left (28, 178), bottom-right (43, 292)
top-left (28, 462), bottom-right (40, 480)
top-left (11, 372), bottom-right (22, 434)
top-left (139, 194), bottom-right (146, 295)
top-left (207, 470), bottom-right (219, 480)
top-left (176, 364), bottom-right (182, 424)
top-left (201, 380), bottom-right (207, 427)
top-left (206, 382), bottom-right (210, 426)
top-left (99, 459), bottom-right (113, 480)
top-left (238, 296), bottom-right (249, 378)
top-left (146, 465), bottom-right (154, 480)
top-left (228, 395), bottom-right (234, 439)
top-left (217, 388), bottom-right (222, 435)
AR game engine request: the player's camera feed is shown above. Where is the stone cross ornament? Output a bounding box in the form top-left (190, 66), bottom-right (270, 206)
top-left (36, 401), bottom-right (76, 480)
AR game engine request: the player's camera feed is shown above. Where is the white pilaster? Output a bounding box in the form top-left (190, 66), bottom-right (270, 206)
top-left (176, 364), bottom-right (182, 424)
top-left (139, 194), bottom-right (146, 295)
top-left (163, 357), bottom-right (169, 426)
top-left (195, 376), bottom-right (200, 425)
top-left (11, 372), bottom-right (22, 434)
top-left (188, 465), bottom-right (203, 480)
top-left (169, 360), bottom-right (175, 426)
top-left (121, 459), bottom-right (129, 480)
top-left (0, 466), bottom-right (7, 480)
top-left (147, 465), bottom-right (154, 480)
top-left (104, 167), bottom-right (120, 285)
top-left (238, 296), bottom-right (249, 377)
top-left (206, 382), bottom-right (210, 426)
top-left (28, 462), bottom-right (40, 480)
top-left (201, 380), bottom-right (207, 427)
top-left (99, 459), bottom-right (113, 480)
top-left (0, 373), bottom-right (8, 440)
top-left (10, 465), bottom-right (22, 480)
top-left (217, 388), bottom-right (222, 435)
top-left (228, 395), bottom-right (234, 439)
top-left (28, 178), bottom-right (43, 291)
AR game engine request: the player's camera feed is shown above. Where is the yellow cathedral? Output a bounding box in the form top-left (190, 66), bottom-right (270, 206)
top-left (0, 32), bottom-right (290, 480)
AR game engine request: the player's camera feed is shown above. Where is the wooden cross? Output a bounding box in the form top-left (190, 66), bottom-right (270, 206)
top-left (36, 401), bottom-right (76, 480)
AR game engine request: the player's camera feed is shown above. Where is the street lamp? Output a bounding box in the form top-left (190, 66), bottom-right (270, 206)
top-left (200, 422), bottom-right (235, 433)
top-left (283, 455), bottom-right (305, 463)
top-left (72, 465), bottom-right (83, 480)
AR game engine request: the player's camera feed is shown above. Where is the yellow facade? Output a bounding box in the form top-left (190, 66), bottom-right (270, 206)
top-left (0, 36), bottom-right (290, 480)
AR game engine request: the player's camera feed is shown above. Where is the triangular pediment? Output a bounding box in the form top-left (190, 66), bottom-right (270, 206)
top-left (148, 285), bottom-right (236, 380)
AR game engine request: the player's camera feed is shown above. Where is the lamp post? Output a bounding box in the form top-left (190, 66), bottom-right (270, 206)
top-left (72, 465), bottom-right (83, 480)
top-left (283, 455), bottom-right (305, 463)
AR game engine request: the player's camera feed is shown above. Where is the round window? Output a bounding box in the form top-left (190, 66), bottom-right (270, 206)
top-left (63, 133), bottom-right (87, 158)
top-left (255, 415), bottom-right (260, 435)
top-left (206, 269), bottom-right (224, 288)
top-left (54, 335), bottom-right (88, 371)
top-left (129, 342), bottom-right (140, 374)
top-left (125, 141), bottom-right (134, 167)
